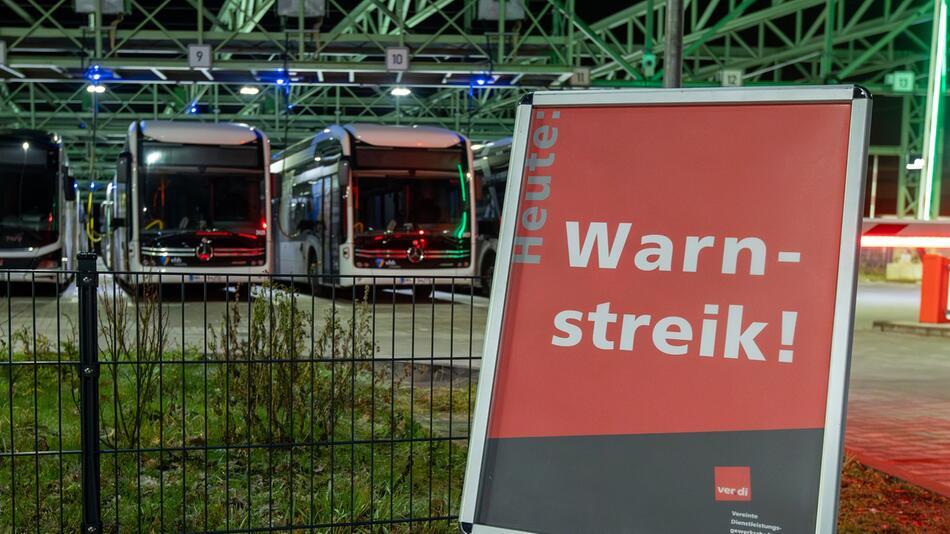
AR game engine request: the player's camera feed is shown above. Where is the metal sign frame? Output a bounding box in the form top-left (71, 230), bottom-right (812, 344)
top-left (460, 85), bottom-right (871, 534)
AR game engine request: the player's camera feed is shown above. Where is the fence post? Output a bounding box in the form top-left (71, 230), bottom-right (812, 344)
top-left (77, 252), bottom-right (102, 533)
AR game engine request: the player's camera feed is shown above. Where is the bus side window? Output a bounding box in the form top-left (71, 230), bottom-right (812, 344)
top-left (315, 139), bottom-right (342, 164)
top-left (476, 182), bottom-right (492, 219)
top-left (310, 178), bottom-right (324, 227)
top-left (291, 177), bottom-right (328, 233)
top-left (290, 182), bottom-right (311, 232)
top-left (490, 182), bottom-right (506, 218)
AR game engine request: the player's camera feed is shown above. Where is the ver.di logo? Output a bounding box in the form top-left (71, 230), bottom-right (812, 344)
top-left (714, 466), bottom-right (751, 501)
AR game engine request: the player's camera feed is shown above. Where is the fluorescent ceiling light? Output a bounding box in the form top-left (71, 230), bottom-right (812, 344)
top-left (390, 87), bottom-right (411, 96)
top-left (239, 86), bottom-right (260, 96)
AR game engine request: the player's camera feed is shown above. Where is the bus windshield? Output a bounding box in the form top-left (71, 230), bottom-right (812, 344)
top-left (354, 174), bottom-right (465, 235)
top-left (140, 169), bottom-right (264, 234)
top-left (139, 142), bottom-right (264, 235)
top-left (0, 141), bottom-right (58, 248)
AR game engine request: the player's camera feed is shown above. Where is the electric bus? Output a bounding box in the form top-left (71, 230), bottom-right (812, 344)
top-left (270, 123), bottom-right (476, 295)
top-left (472, 138), bottom-right (511, 295)
top-left (0, 130), bottom-right (79, 285)
top-left (103, 121), bottom-right (271, 283)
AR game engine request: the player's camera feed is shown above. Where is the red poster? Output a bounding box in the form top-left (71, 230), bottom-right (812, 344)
top-left (462, 87), bottom-right (870, 534)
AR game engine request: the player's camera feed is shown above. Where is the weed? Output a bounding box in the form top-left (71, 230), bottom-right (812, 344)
top-left (98, 286), bottom-right (167, 449)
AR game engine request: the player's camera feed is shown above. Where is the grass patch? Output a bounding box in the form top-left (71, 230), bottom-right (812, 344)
top-left (1, 363), bottom-right (474, 532)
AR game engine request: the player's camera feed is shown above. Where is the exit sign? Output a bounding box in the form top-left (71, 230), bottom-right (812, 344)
top-left (888, 71), bottom-right (915, 93)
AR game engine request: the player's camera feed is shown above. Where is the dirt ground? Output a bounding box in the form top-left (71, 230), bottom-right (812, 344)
top-left (839, 457), bottom-right (950, 533)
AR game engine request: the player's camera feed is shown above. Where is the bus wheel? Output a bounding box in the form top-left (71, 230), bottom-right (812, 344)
top-left (480, 253), bottom-right (495, 297)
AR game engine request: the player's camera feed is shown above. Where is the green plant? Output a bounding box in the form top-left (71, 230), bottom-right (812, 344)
top-left (310, 286), bottom-right (379, 442)
top-left (0, 326), bottom-right (57, 394)
top-left (98, 286), bottom-right (167, 449)
top-left (209, 283), bottom-right (378, 443)
top-left (11, 325), bottom-right (53, 357)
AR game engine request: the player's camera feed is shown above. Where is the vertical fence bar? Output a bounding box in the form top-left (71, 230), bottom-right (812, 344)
top-left (77, 252), bottom-right (102, 534)
top-left (5, 272), bottom-right (14, 531)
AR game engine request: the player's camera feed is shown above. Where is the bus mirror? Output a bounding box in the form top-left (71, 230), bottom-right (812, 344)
top-left (117, 152), bottom-right (132, 183)
top-left (64, 174), bottom-right (77, 202)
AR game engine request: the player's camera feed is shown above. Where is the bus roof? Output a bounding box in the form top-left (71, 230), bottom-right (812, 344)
top-left (344, 123), bottom-right (464, 149)
top-left (139, 120), bottom-right (260, 146)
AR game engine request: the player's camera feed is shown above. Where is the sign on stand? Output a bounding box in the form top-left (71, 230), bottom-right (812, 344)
top-left (461, 86), bottom-right (871, 534)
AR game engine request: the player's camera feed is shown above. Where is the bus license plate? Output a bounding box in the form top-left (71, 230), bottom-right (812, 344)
top-left (399, 277), bottom-right (433, 285)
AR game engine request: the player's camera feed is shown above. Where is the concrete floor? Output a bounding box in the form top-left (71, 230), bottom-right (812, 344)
top-left (848, 282), bottom-right (950, 496)
top-left (0, 274), bottom-right (488, 369)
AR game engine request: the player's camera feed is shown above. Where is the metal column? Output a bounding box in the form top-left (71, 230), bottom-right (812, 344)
top-left (77, 252), bottom-right (101, 534)
top-left (920, 0), bottom-right (947, 219)
top-left (663, 0), bottom-right (684, 88)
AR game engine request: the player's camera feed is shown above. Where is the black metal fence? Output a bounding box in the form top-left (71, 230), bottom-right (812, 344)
top-left (1, 254), bottom-right (483, 533)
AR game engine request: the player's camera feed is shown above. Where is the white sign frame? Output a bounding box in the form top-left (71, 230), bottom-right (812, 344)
top-left (459, 85), bottom-right (871, 534)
